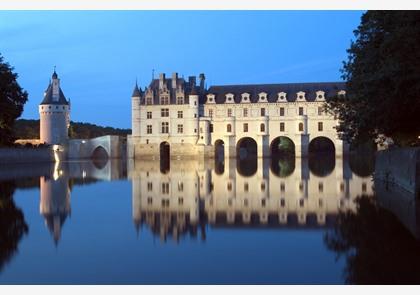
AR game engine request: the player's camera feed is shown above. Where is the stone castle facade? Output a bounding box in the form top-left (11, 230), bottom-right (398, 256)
top-left (128, 72), bottom-right (348, 159)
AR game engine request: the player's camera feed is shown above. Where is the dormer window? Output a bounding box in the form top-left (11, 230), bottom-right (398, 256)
top-left (315, 91), bottom-right (325, 101)
top-left (338, 90), bottom-right (346, 98)
top-left (241, 93), bottom-right (250, 103)
top-left (296, 91), bottom-right (306, 101)
top-left (277, 92), bottom-right (287, 102)
top-left (258, 92), bottom-right (268, 102)
top-left (206, 94), bottom-right (215, 104)
top-left (146, 97), bottom-right (153, 105)
top-left (225, 93), bottom-right (234, 103)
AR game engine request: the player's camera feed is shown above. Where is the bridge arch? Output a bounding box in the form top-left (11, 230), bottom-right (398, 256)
top-left (270, 136), bottom-right (295, 156)
top-left (308, 136), bottom-right (335, 154)
top-left (91, 146), bottom-right (109, 169)
top-left (236, 137), bottom-right (258, 159)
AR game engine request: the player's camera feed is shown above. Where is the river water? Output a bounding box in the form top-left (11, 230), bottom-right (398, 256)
top-left (0, 154), bottom-right (419, 284)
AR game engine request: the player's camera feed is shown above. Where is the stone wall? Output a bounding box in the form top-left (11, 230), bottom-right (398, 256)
top-left (0, 147), bottom-right (54, 164)
top-left (375, 147), bottom-right (420, 197)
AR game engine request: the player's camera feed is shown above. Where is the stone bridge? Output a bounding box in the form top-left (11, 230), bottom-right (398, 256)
top-left (68, 135), bottom-right (124, 160)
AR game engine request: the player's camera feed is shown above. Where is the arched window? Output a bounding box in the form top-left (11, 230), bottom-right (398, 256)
top-left (260, 123), bottom-right (265, 132)
top-left (227, 124), bottom-right (232, 132)
top-left (299, 123), bottom-right (304, 132)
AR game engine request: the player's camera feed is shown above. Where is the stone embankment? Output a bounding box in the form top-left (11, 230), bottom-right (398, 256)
top-left (0, 146), bottom-right (54, 164)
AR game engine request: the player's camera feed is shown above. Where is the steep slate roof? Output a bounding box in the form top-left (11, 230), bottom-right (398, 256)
top-left (132, 83), bottom-right (142, 97)
top-left (206, 82), bottom-right (346, 103)
top-left (40, 83), bottom-right (69, 105)
top-left (140, 77), bottom-right (201, 104)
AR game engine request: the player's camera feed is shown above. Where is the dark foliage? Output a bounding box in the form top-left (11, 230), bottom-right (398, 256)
top-left (14, 119), bottom-right (131, 140)
top-left (0, 180), bottom-right (29, 271)
top-left (324, 196), bottom-right (420, 284)
top-left (326, 11), bottom-right (420, 146)
top-left (0, 54), bottom-right (28, 147)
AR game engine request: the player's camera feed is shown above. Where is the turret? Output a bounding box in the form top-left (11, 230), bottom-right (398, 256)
top-left (199, 73), bottom-right (205, 93)
top-left (39, 70), bottom-right (70, 145)
top-left (131, 82), bottom-right (142, 137)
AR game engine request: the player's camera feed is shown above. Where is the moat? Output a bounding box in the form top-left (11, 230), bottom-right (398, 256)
top-left (1, 153), bottom-right (420, 284)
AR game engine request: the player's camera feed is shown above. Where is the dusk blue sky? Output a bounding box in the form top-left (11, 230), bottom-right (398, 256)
top-left (0, 11), bottom-right (363, 129)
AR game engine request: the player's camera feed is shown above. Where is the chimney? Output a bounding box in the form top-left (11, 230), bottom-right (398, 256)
top-left (199, 73), bottom-right (205, 92)
top-left (159, 73), bottom-right (165, 89)
top-left (171, 72), bottom-right (178, 89)
top-left (188, 76), bottom-right (196, 87)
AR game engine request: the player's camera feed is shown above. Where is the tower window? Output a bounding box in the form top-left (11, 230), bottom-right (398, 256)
top-left (176, 96), bottom-right (184, 104)
top-left (161, 122), bottom-right (169, 133)
top-left (161, 108), bottom-right (169, 117)
top-left (177, 124), bottom-right (183, 134)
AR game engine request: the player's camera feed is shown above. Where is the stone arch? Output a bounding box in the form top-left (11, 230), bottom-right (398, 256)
top-left (236, 137), bottom-right (258, 176)
top-left (270, 136), bottom-right (295, 156)
top-left (91, 146), bottom-right (109, 169)
top-left (308, 136), bottom-right (335, 154)
top-left (236, 137), bottom-right (258, 159)
top-left (308, 137), bottom-right (335, 177)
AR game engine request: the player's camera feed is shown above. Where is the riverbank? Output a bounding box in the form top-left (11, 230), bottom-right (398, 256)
top-left (0, 146), bottom-right (54, 164)
top-left (374, 147), bottom-right (420, 198)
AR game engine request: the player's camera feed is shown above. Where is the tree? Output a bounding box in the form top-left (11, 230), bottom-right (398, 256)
top-left (326, 11), bottom-right (420, 146)
top-left (0, 54), bottom-right (28, 146)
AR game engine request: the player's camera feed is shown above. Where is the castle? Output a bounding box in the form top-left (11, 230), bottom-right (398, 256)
top-left (128, 72), bottom-right (348, 160)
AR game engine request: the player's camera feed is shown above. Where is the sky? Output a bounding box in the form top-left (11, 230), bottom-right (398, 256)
top-left (0, 11), bottom-right (363, 129)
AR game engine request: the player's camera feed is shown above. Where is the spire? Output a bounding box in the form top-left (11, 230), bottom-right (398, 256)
top-left (52, 66), bottom-right (58, 79)
top-left (132, 81), bottom-right (141, 97)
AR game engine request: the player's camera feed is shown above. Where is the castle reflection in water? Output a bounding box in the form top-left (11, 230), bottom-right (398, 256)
top-left (33, 155), bottom-right (373, 244)
top-left (129, 155), bottom-right (373, 242)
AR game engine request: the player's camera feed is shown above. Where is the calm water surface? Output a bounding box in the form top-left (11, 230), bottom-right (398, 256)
top-left (1, 154), bottom-right (419, 284)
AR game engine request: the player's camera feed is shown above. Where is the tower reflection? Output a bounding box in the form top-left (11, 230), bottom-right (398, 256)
top-left (129, 155), bottom-right (374, 242)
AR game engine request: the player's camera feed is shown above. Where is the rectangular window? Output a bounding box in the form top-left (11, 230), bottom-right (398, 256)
top-left (147, 111), bottom-right (152, 119)
top-left (147, 125), bottom-right (152, 134)
top-left (178, 197), bottom-right (184, 205)
top-left (176, 96), bottom-right (184, 104)
top-left (243, 108), bottom-right (248, 117)
top-left (280, 198), bottom-right (285, 207)
top-left (178, 182), bottom-right (184, 192)
top-left (280, 122), bottom-right (285, 132)
top-left (261, 108), bottom-right (266, 116)
top-left (280, 183), bottom-right (285, 192)
top-left (161, 108), bottom-right (169, 117)
top-left (208, 109), bottom-right (213, 117)
top-left (209, 124), bottom-right (213, 133)
top-left (299, 123), bottom-right (304, 132)
top-left (146, 97), bottom-right (153, 105)
top-left (147, 182), bottom-right (153, 192)
top-left (243, 123), bottom-right (248, 132)
top-left (319, 182), bottom-right (324, 192)
top-left (161, 122), bottom-right (169, 133)
top-left (177, 111), bottom-right (183, 118)
top-left (280, 107), bottom-right (285, 116)
top-left (177, 124), bottom-right (183, 134)
top-left (161, 183), bottom-right (169, 194)
top-left (227, 108), bottom-right (232, 117)
top-left (318, 107), bottom-right (323, 115)
top-left (160, 96), bottom-right (169, 105)
top-left (299, 107), bottom-right (304, 116)
top-left (318, 122), bottom-right (323, 131)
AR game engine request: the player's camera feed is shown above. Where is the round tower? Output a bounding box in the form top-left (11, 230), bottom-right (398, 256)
top-left (39, 70), bottom-right (70, 145)
top-left (131, 82), bottom-right (141, 137)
